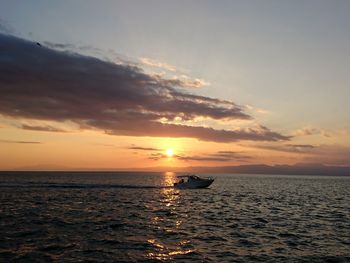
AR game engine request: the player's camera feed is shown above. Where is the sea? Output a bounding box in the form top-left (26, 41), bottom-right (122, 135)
top-left (0, 172), bottom-right (349, 262)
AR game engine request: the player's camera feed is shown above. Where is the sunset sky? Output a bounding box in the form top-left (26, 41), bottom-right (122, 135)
top-left (1, 1), bottom-right (350, 170)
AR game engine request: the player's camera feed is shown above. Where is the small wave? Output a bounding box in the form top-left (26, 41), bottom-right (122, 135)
top-left (12, 229), bottom-right (47, 238)
top-left (12, 252), bottom-right (53, 262)
top-left (109, 222), bottom-right (127, 229)
top-left (38, 243), bottom-right (75, 252)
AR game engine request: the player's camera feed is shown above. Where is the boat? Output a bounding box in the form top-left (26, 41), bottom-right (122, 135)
top-left (173, 175), bottom-right (214, 189)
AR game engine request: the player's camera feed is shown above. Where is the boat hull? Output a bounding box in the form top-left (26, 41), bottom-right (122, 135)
top-left (174, 179), bottom-right (214, 189)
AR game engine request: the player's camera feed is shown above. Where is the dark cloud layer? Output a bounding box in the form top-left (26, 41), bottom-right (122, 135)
top-left (0, 33), bottom-right (289, 142)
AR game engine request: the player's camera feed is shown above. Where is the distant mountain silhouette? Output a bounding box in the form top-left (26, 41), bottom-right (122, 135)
top-left (178, 163), bottom-right (350, 176)
top-left (128, 163), bottom-right (350, 176)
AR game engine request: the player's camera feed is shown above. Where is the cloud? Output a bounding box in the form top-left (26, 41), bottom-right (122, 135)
top-left (43, 42), bottom-right (77, 50)
top-left (149, 150), bottom-right (251, 162)
top-left (249, 143), bottom-right (350, 166)
top-left (128, 146), bottom-right (161, 151)
top-left (293, 126), bottom-right (331, 137)
top-left (302, 144), bottom-right (350, 166)
top-left (0, 140), bottom-right (42, 144)
top-left (210, 151), bottom-right (251, 160)
top-left (176, 155), bottom-right (233, 162)
top-left (132, 145), bottom-right (251, 162)
top-left (0, 33), bottom-right (289, 143)
top-left (253, 143), bottom-right (316, 153)
top-left (140, 57), bottom-right (177, 72)
top-left (21, 124), bottom-right (67, 132)
top-left (166, 77), bottom-right (210, 88)
top-left (285, 144), bottom-right (315, 149)
top-left (245, 104), bottom-right (271, 115)
top-left (102, 123), bottom-right (288, 142)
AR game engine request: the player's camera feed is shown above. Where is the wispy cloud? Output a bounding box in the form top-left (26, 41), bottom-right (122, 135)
top-left (302, 144), bottom-right (350, 166)
top-left (0, 33), bottom-right (289, 143)
top-left (285, 144), bottom-right (315, 149)
top-left (253, 143), bottom-right (316, 153)
top-left (166, 77), bottom-right (210, 88)
top-left (293, 126), bottom-right (331, 137)
top-left (210, 151), bottom-right (251, 160)
top-left (149, 150), bottom-right (251, 162)
top-left (21, 124), bottom-right (67, 132)
top-left (141, 57), bottom-right (210, 88)
top-left (140, 57), bottom-right (177, 72)
top-left (245, 104), bottom-right (271, 115)
top-left (128, 146), bottom-right (161, 151)
top-left (176, 155), bottom-right (233, 162)
top-left (43, 42), bottom-right (77, 50)
top-left (0, 139), bottom-right (42, 144)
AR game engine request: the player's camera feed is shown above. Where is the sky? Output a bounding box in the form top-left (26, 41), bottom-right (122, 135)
top-left (0, 1), bottom-right (350, 170)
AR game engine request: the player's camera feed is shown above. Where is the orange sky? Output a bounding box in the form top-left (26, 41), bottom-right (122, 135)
top-left (1, 119), bottom-right (349, 170)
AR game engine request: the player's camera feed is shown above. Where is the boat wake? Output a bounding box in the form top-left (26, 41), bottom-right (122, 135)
top-left (0, 182), bottom-right (173, 189)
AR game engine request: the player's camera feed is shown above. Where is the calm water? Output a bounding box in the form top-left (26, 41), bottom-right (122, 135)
top-left (0, 172), bottom-right (349, 262)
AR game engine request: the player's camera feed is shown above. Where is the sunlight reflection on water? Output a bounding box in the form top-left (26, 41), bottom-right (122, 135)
top-left (146, 172), bottom-right (192, 261)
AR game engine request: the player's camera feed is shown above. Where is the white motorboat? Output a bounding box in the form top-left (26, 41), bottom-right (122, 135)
top-left (173, 175), bottom-right (214, 189)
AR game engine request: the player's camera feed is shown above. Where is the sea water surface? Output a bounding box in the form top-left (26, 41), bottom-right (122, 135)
top-left (0, 172), bottom-right (349, 262)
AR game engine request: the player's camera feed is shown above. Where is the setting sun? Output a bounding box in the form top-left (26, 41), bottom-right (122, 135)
top-left (166, 148), bottom-right (174, 157)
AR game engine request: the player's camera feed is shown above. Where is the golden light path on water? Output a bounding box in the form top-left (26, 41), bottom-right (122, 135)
top-left (146, 172), bottom-right (195, 261)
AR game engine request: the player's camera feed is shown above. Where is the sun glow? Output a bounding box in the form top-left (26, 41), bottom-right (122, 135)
top-left (166, 148), bottom-right (174, 157)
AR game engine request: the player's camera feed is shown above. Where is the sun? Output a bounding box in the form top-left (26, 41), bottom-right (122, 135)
top-left (166, 148), bottom-right (174, 157)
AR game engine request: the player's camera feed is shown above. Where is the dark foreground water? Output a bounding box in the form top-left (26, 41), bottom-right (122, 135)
top-left (0, 172), bottom-right (349, 262)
